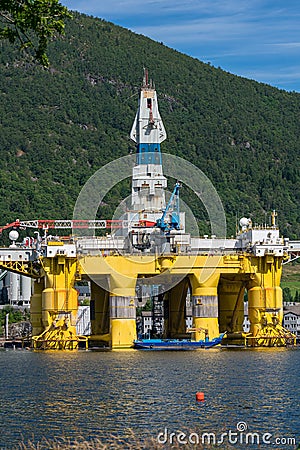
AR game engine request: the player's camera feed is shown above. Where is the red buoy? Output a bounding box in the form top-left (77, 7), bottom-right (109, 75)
top-left (196, 392), bottom-right (205, 402)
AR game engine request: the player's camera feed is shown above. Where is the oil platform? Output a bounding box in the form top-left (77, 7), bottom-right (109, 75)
top-left (0, 71), bottom-right (299, 349)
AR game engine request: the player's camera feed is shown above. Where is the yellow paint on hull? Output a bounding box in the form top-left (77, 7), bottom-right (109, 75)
top-left (193, 317), bottom-right (220, 341)
top-left (12, 249), bottom-right (294, 349)
top-left (111, 318), bottom-right (137, 349)
top-left (30, 254), bottom-right (86, 350)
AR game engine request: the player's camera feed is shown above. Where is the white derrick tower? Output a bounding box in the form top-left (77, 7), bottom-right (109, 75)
top-left (130, 70), bottom-right (167, 212)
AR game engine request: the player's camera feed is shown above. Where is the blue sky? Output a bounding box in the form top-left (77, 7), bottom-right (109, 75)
top-left (62, 0), bottom-right (300, 93)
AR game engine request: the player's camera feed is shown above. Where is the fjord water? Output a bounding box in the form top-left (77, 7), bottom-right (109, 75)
top-left (0, 348), bottom-right (299, 449)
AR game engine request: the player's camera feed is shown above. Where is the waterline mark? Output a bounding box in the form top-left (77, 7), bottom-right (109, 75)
top-left (157, 422), bottom-right (296, 447)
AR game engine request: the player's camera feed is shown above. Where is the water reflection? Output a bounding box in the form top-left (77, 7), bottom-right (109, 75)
top-left (0, 348), bottom-right (299, 447)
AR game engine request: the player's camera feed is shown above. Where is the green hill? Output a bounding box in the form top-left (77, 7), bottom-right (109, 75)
top-left (0, 12), bottom-right (300, 238)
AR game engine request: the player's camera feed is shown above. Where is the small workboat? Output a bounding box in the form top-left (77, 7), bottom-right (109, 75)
top-left (133, 333), bottom-right (226, 350)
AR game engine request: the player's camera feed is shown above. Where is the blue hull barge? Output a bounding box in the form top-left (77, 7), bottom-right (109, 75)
top-left (133, 333), bottom-right (226, 350)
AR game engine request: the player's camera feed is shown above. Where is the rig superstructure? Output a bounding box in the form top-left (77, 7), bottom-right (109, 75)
top-left (0, 71), bottom-right (299, 349)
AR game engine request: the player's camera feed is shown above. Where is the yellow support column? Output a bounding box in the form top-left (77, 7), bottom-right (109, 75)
top-left (32, 253), bottom-right (86, 350)
top-left (190, 272), bottom-right (220, 340)
top-left (247, 255), bottom-right (292, 346)
top-left (109, 274), bottom-right (137, 349)
top-left (42, 257), bottom-right (78, 330)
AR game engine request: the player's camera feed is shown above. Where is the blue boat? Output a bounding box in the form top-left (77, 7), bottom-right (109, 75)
top-left (133, 333), bottom-right (226, 350)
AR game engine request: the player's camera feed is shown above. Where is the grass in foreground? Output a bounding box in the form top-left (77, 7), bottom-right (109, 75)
top-left (14, 435), bottom-right (238, 450)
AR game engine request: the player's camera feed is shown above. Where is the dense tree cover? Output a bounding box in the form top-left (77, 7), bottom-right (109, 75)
top-left (0, 305), bottom-right (27, 322)
top-left (0, 0), bottom-right (71, 66)
top-left (0, 12), bottom-right (300, 239)
top-left (0, 306), bottom-right (30, 336)
top-left (283, 287), bottom-right (300, 303)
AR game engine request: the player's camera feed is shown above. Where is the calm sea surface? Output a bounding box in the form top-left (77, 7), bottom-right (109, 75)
top-left (0, 347), bottom-right (299, 449)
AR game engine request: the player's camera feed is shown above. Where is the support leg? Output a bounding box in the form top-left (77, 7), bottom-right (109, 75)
top-left (247, 256), bottom-right (294, 346)
top-left (190, 273), bottom-right (220, 340)
top-left (109, 275), bottom-right (137, 349)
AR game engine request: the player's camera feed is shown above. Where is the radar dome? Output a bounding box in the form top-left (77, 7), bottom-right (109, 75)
top-left (239, 217), bottom-right (250, 228)
top-left (9, 230), bottom-right (19, 241)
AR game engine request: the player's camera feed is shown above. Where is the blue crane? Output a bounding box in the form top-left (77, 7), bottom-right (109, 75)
top-left (156, 182), bottom-right (181, 233)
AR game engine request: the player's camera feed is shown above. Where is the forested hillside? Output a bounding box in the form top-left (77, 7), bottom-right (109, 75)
top-left (0, 12), bottom-right (300, 238)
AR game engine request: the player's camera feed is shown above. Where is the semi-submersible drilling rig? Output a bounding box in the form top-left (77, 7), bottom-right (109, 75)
top-left (0, 71), bottom-right (298, 349)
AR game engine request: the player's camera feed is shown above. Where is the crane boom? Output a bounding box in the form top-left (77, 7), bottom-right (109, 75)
top-left (0, 219), bottom-right (129, 233)
top-left (156, 182), bottom-right (181, 233)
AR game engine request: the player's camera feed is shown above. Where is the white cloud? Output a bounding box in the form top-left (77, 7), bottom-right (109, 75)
top-left (270, 42), bottom-right (300, 49)
top-left (238, 65), bottom-right (300, 90)
top-left (64, 0), bottom-right (281, 23)
top-left (64, 0), bottom-right (255, 17)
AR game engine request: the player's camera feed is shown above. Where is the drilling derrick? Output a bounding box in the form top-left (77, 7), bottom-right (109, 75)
top-left (130, 69), bottom-right (167, 214)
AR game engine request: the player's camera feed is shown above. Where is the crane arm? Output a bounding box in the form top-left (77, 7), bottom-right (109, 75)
top-left (156, 182), bottom-right (181, 232)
